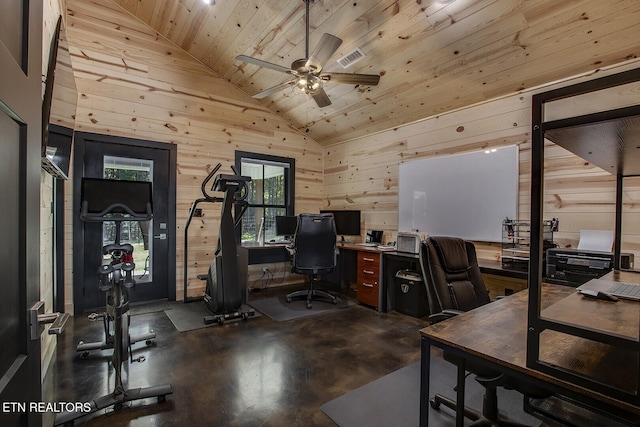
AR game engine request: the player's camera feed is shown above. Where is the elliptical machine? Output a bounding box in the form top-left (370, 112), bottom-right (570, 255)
top-left (56, 178), bottom-right (172, 426)
top-left (184, 163), bottom-right (255, 324)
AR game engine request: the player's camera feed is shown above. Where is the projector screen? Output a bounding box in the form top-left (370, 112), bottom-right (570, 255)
top-left (398, 145), bottom-right (518, 242)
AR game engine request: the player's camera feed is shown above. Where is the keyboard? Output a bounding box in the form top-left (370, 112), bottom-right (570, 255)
top-left (607, 281), bottom-right (640, 300)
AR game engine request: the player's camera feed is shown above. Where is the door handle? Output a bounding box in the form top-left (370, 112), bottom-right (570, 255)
top-left (29, 301), bottom-right (70, 340)
top-left (154, 233), bottom-right (167, 240)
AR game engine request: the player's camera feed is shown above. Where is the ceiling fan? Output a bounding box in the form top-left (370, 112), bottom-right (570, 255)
top-left (235, 0), bottom-right (380, 108)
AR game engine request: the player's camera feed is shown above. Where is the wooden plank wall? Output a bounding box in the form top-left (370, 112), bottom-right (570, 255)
top-left (56, 0), bottom-right (640, 315)
top-left (324, 61), bottom-right (640, 269)
top-left (62, 0), bottom-right (324, 310)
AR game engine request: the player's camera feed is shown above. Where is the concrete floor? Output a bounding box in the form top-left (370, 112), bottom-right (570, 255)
top-left (43, 285), bottom-right (426, 426)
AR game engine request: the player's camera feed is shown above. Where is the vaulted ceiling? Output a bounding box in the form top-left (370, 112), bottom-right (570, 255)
top-left (109, 0), bottom-right (640, 145)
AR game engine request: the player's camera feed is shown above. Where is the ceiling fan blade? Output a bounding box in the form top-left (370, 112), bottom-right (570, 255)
top-left (236, 55), bottom-right (292, 74)
top-left (305, 33), bottom-right (342, 73)
top-left (311, 88), bottom-right (332, 108)
top-left (322, 72), bottom-right (381, 86)
top-left (252, 80), bottom-right (295, 99)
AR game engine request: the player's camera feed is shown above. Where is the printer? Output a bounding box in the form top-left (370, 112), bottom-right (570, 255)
top-left (546, 248), bottom-right (634, 286)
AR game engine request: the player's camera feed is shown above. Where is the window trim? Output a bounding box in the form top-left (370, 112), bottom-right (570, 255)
top-left (235, 151), bottom-right (295, 241)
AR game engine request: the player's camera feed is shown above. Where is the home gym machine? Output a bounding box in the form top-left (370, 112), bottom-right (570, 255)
top-left (77, 298), bottom-right (156, 358)
top-left (56, 178), bottom-right (172, 426)
top-left (183, 163), bottom-right (255, 324)
top-left (77, 204), bottom-right (156, 357)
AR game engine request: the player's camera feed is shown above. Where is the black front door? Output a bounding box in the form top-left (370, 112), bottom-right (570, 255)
top-left (0, 1), bottom-right (44, 426)
top-left (73, 133), bottom-right (176, 314)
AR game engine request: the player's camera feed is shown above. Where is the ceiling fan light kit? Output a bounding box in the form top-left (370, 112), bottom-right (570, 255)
top-left (235, 0), bottom-right (380, 107)
top-left (293, 74), bottom-right (323, 95)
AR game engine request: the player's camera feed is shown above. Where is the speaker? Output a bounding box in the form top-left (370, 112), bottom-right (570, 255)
top-left (621, 253), bottom-right (634, 270)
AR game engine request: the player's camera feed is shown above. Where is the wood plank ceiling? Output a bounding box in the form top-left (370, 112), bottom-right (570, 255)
top-left (108, 0), bottom-right (640, 146)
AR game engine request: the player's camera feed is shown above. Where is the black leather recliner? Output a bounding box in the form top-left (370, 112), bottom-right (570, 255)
top-left (420, 236), bottom-right (551, 426)
top-left (421, 236), bottom-right (490, 323)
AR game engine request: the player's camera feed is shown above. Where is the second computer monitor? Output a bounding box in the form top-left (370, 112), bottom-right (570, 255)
top-left (275, 215), bottom-right (298, 239)
top-left (319, 209), bottom-right (361, 237)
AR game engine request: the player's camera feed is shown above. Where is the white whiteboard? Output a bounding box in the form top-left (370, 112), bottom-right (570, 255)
top-left (398, 145), bottom-right (518, 242)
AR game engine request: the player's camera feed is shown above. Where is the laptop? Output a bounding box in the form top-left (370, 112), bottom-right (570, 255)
top-left (576, 278), bottom-right (640, 301)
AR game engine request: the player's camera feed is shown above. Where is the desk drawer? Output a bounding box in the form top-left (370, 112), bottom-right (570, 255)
top-left (358, 252), bottom-right (380, 269)
top-left (357, 251), bottom-right (380, 308)
top-left (357, 278), bottom-right (379, 307)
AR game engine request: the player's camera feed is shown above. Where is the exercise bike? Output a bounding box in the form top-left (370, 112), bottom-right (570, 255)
top-left (76, 237), bottom-right (156, 359)
top-left (76, 192), bottom-right (157, 357)
top-left (183, 163), bottom-right (255, 324)
top-left (56, 178), bottom-right (172, 426)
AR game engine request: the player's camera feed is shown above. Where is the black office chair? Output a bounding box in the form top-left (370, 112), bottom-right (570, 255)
top-left (286, 213), bottom-right (338, 309)
top-left (420, 236), bottom-right (551, 426)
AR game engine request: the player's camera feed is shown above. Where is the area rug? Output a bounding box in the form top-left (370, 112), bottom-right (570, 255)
top-left (129, 300), bottom-right (172, 316)
top-left (321, 353), bottom-right (543, 427)
top-left (164, 301), bottom-right (259, 332)
top-left (249, 293), bottom-right (354, 322)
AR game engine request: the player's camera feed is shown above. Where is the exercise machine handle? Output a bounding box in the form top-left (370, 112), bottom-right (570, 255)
top-left (81, 201), bottom-right (153, 222)
top-left (201, 163), bottom-right (223, 202)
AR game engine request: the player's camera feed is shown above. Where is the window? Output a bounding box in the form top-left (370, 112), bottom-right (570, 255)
top-left (236, 151), bottom-right (295, 243)
top-left (103, 156), bottom-right (153, 281)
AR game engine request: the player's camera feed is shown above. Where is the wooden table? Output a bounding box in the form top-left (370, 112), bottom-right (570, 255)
top-left (419, 283), bottom-right (640, 427)
top-left (335, 244), bottom-right (529, 313)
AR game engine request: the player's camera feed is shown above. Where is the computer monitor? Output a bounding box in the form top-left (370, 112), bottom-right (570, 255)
top-left (275, 215), bottom-right (298, 238)
top-left (80, 178), bottom-right (153, 220)
top-left (319, 209), bottom-right (361, 237)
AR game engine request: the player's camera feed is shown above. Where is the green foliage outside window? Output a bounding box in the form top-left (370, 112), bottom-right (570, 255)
top-left (238, 152), bottom-right (294, 243)
top-left (104, 168), bottom-right (150, 182)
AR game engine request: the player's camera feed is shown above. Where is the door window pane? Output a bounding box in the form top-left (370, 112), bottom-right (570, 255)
top-left (103, 156), bottom-right (153, 282)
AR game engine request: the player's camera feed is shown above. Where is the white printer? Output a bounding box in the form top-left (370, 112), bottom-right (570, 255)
top-left (396, 231), bottom-right (428, 254)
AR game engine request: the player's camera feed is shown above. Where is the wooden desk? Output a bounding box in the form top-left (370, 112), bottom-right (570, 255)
top-left (541, 273), bottom-right (640, 340)
top-left (419, 283), bottom-right (640, 427)
top-left (240, 241), bottom-right (291, 265)
top-left (380, 251), bottom-right (528, 312)
top-left (336, 245), bottom-right (530, 313)
top-left (338, 243), bottom-right (390, 311)
top-left (477, 259), bottom-right (528, 299)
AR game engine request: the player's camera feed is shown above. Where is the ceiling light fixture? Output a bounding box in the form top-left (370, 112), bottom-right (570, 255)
top-left (202, 0), bottom-right (216, 5)
top-left (235, 0), bottom-right (380, 107)
top-left (293, 74), bottom-right (323, 95)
